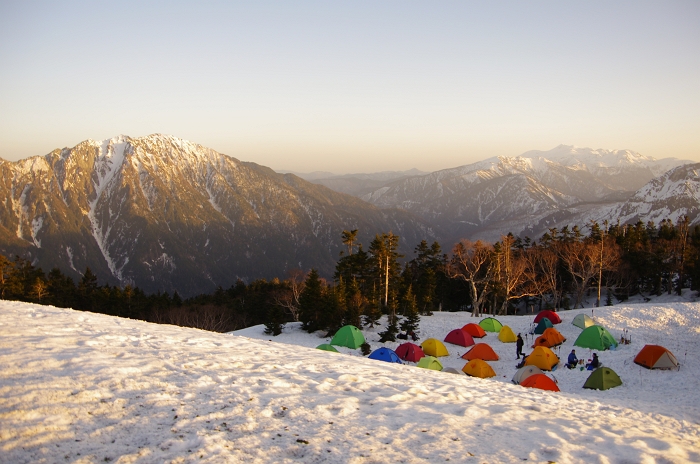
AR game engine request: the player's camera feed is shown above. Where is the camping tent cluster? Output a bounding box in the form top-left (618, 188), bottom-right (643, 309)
top-left (315, 311), bottom-right (679, 393)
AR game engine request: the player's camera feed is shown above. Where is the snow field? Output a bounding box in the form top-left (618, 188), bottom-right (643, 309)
top-left (0, 300), bottom-right (698, 463)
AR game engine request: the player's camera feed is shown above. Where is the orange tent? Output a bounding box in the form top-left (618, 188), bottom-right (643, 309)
top-left (634, 345), bottom-right (679, 370)
top-left (461, 343), bottom-right (500, 361)
top-left (520, 374), bottom-right (560, 392)
top-left (462, 323), bottom-right (487, 338)
top-left (462, 359), bottom-right (496, 378)
top-left (524, 346), bottom-right (559, 371)
top-left (444, 329), bottom-right (475, 347)
top-left (534, 328), bottom-right (567, 348)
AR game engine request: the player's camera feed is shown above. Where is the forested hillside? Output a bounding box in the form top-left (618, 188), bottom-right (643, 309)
top-left (2, 216), bottom-right (699, 336)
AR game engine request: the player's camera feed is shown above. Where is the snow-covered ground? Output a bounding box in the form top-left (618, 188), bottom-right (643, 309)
top-left (1, 300), bottom-right (699, 463)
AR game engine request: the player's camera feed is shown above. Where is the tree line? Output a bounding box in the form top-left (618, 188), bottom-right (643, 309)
top-left (2, 216), bottom-right (699, 335)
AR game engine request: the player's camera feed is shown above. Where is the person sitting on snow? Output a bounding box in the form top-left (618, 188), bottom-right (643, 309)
top-left (586, 353), bottom-right (600, 370)
top-left (566, 349), bottom-right (578, 369)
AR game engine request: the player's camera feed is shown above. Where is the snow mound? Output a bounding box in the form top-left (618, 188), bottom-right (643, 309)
top-left (1, 301), bottom-right (698, 463)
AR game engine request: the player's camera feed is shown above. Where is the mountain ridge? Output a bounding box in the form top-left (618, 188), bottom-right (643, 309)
top-left (0, 134), bottom-right (435, 296)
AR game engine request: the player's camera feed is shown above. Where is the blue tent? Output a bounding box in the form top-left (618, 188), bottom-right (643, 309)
top-left (368, 347), bottom-right (402, 364)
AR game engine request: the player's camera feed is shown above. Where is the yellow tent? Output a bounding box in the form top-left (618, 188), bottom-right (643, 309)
top-left (498, 325), bottom-right (517, 343)
top-left (417, 356), bottom-right (443, 371)
top-left (524, 346), bottom-right (559, 371)
top-left (421, 338), bottom-right (449, 357)
top-left (462, 359), bottom-right (496, 378)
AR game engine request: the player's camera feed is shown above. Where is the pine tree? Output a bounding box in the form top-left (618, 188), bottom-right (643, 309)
top-left (399, 285), bottom-right (420, 336)
top-left (362, 295), bottom-right (383, 328)
top-left (324, 277), bottom-right (347, 335)
top-left (344, 277), bottom-right (364, 328)
top-left (264, 304), bottom-right (286, 336)
top-left (298, 269), bottom-right (325, 333)
top-left (378, 290), bottom-right (399, 342)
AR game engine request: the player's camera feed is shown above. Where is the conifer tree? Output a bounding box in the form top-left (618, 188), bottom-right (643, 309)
top-left (399, 284), bottom-right (420, 336)
top-left (324, 277), bottom-right (347, 335)
top-left (345, 277), bottom-right (364, 328)
top-left (298, 269), bottom-right (325, 333)
top-left (378, 290), bottom-right (399, 342)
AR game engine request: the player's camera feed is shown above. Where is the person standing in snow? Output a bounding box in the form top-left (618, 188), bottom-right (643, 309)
top-left (566, 349), bottom-right (578, 369)
top-left (516, 333), bottom-right (524, 359)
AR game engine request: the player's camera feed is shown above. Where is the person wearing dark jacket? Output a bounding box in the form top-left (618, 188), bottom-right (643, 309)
top-left (566, 349), bottom-right (578, 369)
top-left (516, 334), bottom-right (524, 359)
top-left (586, 353), bottom-right (600, 370)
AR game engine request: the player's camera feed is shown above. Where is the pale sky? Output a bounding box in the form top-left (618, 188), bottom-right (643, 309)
top-left (1, 1), bottom-right (698, 174)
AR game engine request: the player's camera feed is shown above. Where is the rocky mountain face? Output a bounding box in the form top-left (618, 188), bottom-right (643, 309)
top-left (0, 135), bottom-right (435, 296)
top-left (357, 145), bottom-right (694, 243)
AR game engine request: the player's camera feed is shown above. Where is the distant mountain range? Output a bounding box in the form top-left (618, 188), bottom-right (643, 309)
top-left (0, 135), bottom-right (434, 296)
top-left (1, 137), bottom-right (697, 296)
top-left (279, 169), bottom-right (427, 197)
top-left (349, 145), bottom-right (696, 243)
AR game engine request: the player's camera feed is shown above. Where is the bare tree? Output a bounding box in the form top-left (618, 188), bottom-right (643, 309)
top-left (525, 245), bottom-right (560, 309)
top-left (448, 240), bottom-right (494, 317)
top-left (495, 235), bottom-right (538, 315)
top-left (272, 268), bottom-right (306, 321)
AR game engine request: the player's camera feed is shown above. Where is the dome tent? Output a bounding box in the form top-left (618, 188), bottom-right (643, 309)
top-left (417, 355), bottom-right (443, 371)
top-left (498, 325), bottom-right (517, 343)
top-left (572, 313), bottom-right (595, 329)
top-left (462, 323), bottom-right (487, 338)
top-left (462, 359), bottom-right (496, 378)
top-left (442, 367), bottom-right (465, 375)
top-left (395, 342), bottom-right (426, 363)
top-left (583, 367), bottom-right (622, 390)
top-left (534, 318), bottom-right (554, 334)
top-left (443, 329), bottom-right (475, 348)
top-left (534, 328), bottom-right (566, 348)
top-left (521, 374), bottom-right (560, 392)
top-left (534, 310), bottom-right (561, 324)
top-left (316, 344), bottom-right (339, 353)
top-left (421, 338), bottom-right (450, 357)
top-left (574, 325), bottom-right (618, 351)
top-left (368, 347), bottom-right (402, 364)
top-left (461, 343), bottom-right (499, 361)
top-left (512, 365), bottom-right (543, 384)
top-left (479, 317), bottom-right (503, 333)
top-left (330, 325), bottom-right (365, 349)
top-left (524, 346), bottom-right (559, 371)
top-left (634, 345), bottom-right (679, 370)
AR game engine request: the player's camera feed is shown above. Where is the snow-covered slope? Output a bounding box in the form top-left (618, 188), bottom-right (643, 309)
top-left (1, 300), bottom-right (698, 463)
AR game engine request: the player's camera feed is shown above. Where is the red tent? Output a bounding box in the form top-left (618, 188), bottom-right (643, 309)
top-left (395, 342), bottom-right (426, 362)
top-left (461, 323), bottom-right (487, 338)
top-left (461, 343), bottom-right (499, 361)
top-left (534, 310), bottom-right (561, 324)
top-left (444, 329), bottom-right (475, 347)
top-left (520, 373), bottom-right (560, 392)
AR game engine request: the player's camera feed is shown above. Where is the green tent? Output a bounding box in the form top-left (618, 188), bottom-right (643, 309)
top-left (534, 318), bottom-right (553, 334)
top-left (316, 344), bottom-right (339, 353)
top-left (479, 317), bottom-right (503, 333)
top-left (417, 355), bottom-right (443, 371)
top-left (574, 325), bottom-right (618, 351)
top-left (583, 367), bottom-right (622, 390)
top-left (330, 325), bottom-right (365, 349)
top-left (572, 313), bottom-right (595, 329)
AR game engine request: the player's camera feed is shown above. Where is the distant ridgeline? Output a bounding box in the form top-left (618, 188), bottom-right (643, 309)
top-left (2, 218), bottom-right (699, 336)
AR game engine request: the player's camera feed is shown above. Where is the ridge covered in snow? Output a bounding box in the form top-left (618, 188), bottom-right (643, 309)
top-left (0, 134), bottom-right (433, 296)
top-left (0, 300), bottom-right (698, 463)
